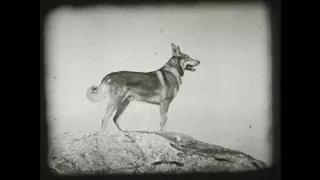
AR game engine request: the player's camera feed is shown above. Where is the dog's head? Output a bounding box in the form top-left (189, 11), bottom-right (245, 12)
top-left (167, 43), bottom-right (200, 76)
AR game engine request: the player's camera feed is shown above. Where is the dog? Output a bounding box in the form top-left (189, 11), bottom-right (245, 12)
top-left (87, 43), bottom-right (200, 132)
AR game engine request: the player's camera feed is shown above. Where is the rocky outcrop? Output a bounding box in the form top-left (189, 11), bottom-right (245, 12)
top-left (48, 131), bottom-right (267, 174)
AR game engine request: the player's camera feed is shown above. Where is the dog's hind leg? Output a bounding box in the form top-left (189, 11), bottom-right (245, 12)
top-left (100, 98), bottom-right (122, 133)
top-left (100, 105), bottom-right (116, 133)
top-left (160, 99), bottom-right (172, 132)
top-left (113, 99), bottom-right (130, 131)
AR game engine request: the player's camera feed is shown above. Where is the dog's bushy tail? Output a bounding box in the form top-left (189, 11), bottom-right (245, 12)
top-left (86, 85), bottom-right (104, 102)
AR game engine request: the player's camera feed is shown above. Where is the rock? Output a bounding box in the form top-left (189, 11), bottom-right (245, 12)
top-left (48, 131), bottom-right (268, 174)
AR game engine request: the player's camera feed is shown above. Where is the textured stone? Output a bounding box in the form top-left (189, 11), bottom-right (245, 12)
top-left (49, 131), bottom-right (267, 174)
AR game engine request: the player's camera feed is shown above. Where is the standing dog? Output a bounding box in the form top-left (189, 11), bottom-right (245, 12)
top-left (87, 43), bottom-right (200, 132)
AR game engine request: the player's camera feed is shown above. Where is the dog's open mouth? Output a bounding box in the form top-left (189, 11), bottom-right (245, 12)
top-left (186, 64), bottom-right (196, 71)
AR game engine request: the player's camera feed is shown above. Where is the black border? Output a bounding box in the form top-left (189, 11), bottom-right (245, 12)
top-left (40, 0), bottom-right (281, 179)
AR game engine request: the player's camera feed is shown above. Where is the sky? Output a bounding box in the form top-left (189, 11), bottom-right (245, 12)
top-left (45, 2), bottom-right (272, 165)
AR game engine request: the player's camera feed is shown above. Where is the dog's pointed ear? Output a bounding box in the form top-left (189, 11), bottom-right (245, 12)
top-left (171, 43), bottom-right (181, 57)
top-left (176, 46), bottom-right (181, 55)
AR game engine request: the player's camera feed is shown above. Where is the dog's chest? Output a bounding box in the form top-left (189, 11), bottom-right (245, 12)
top-left (173, 86), bottom-right (179, 97)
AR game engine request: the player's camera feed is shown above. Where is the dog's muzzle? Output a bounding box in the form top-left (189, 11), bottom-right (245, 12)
top-left (185, 60), bottom-right (200, 71)
top-left (186, 64), bottom-right (196, 71)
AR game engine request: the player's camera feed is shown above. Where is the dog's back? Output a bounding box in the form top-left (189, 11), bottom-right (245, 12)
top-left (106, 71), bottom-right (160, 90)
top-left (106, 71), bottom-right (163, 104)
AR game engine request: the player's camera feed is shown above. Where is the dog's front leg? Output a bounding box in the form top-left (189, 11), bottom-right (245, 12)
top-left (160, 99), bottom-right (171, 132)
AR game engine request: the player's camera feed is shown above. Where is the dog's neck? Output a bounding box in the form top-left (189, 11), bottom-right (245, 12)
top-left (162, 64), bottom-right (183, 86)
